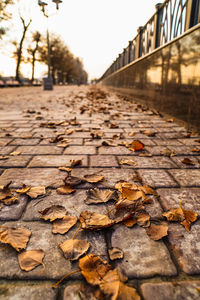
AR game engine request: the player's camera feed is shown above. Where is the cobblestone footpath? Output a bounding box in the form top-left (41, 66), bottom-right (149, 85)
top-left (0, 85), bottom-right (200, 300)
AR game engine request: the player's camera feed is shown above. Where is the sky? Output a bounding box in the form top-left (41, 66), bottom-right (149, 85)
top-left (0, 0), bottom-right (161, 80)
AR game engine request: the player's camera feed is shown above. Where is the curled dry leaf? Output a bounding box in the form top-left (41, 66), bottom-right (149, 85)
top-left (136, 212), bottom-right (150, 228)
top-left (52, 215), bottom-right (77, 234)
top-left (0, 226), bottom-right (31, 252)
top-left (58, 167), bottom-right (72, 172)
top-left (64, 175), bottom-right (82, 186)
top-left (10, 151), bottom-right (21, 156)
top-left (60, 239), bottom-right (90, 261)
top-left (57, 184), bottom-right (75, 195)
top-left (123, 217), bottom-right (137, 228)
top-left (108, 247), bottom-right (124, 260)
top-left (27, 186), bottom-right (46, 198)
top-left (120, 159), bottom-right (137, 166)
top-left (160, 148), bottom-right (176, 157)
top-left (122, 187), bottom-right (145, 201)
top-left (142, 130), bottom-right (156, 137)
top-left (16, 184), bottom-right (30, 194)
top-left (0, 155), bottom-right (9, 160)
top-left (1, 196), bottom-right (19, 206)
top-left (0, 181), bottom-right (12, 201)
top-left (79, 254), bottom-right (112, 285)
top-left (70, 159), bottom-right (82, 167)
top-left (39, 205), bottom-right (67, 222)
top-left (79, 211), bottom-right (114, 230)
top-left (85, 188), bottom-right (117, 204)
top-left (145, 223), bottom-right (168, 240)
top-left (65, 129), bottom-right (74, 135)
top-left (129, 140), bottom-right (144, 152)
top-left (18, 249), bottom-right (45, 271)
top-left (190, 148), bottom-right (200, 152)
top-left (181, 158), bottom-right (195, 165)
top-left (99, 269), bottom-right (140, 300)
top-left (83, 174), bottom-right (104, 183)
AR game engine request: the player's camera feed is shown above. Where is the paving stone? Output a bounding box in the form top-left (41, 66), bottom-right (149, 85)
top-left (138, 169), bottom-right (179, 188)
top-left (90, 155), bottom-right (118, 167)
top-left (167, 221), bottom-right (200, 275)
top-left (140, 281), bottom-right (200, 300)
top-left (0, 195), bottom-right (27, 221)
top-left (0, 283), bottom-right (57, 300)
top-left (0, 146), bottom-right (16, 155)
top-left (154, 138), bottom-right (184, 146)
top-left (28, 155), bottom-right (88, 167)
top-left (0, 221), bottom-right (107, 279)
top-left (158, 188), bottom-right (200, 214)
top-left (169, 169), bottom-right (200, 186)
top-left (23, 190), bottom-right (108, 221)
top-left (171, 156), bottom-right (200, 168)
top-left (98, 146), bottom-right (131, 155)
top-left (40, 138), bottom-right (83, 146)
top-left (10, 138), bottom-right (40, 146)
top-left (111, 225), bottom-right (177, 278)
top-left (118, 156), bottom-right (177, 169)
top-left (168, 146), bottom-right (200, 156)
top-left (64, 146), bottom-right (96, 155)
top-left (0, 156), bottom-right (31, 167)
top-left (0, 168), bottom-right (65, 188)
top-left (178, 138), bottom-right (200, 146)
top-left (0, 139), bottom-right (13, 147)
top-left (15, 146), bottom-right (63, 155)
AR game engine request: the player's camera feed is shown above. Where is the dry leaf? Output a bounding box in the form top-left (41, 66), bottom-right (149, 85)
top-left (27, 186), bottom-right (46, 198)
top-left (129, 140), bottom-right (144, 152)
top-left (142, 130), bottom-right (156, 137)
top-left (84, 174), bottom-right (104, 183)
top-left (123, 218), bottom-right (137, 228)
top-left (57, 185), bottom-right (75, 195)
top-left (108, 247), bottom-right (124, 260)
top-left (128, 131), bottom-right (136, 137)
top-left (0, 155), bottom-right (9, 160)
top-left (85, 188), bottom-right (116, 204)
top-left (190, 148), bottom-right (200, 152)
top-left (139, 185), bottom-right (156, 195)
top-left (120, 159), bottom-right (137, 166)
top-left (122, 187), bottom-right (145, 201)
top-left (167, 118), bottom-right (174, 122)
top-left (65, 129), bottom-right (74, 135)
top-left (136, 212), bottom-right (150, 228)
top-left (18, 249), bottom-right (45, 271)
top-left (160, 149), bottom-right (176, 157)
top-left (39, 205), bottom-right (66, 222)
top-left (180, 209), bottom-right (198, 232)
top-left (79, 254), bottom-right (112, 285)
top-left (10, 151), bottom-right (21, 156)
top-left (90, 131), bottom-right (104, 139)
top-left (0, 226), bottom-right (31, 252)
top-left (99, 269), bottom-right (140, 300)
top-left (60, 239), bottom-right (90, 260)
top-left (64, 175), bottom-right (82, 186)
top-left (139, 153), bottom-right (152, 157)
top-left (16, 184), bottom-right (30, 194)
top-left (1, 196), bottom-right (19, 206)
top-left (58, 167), bottom-right (72, 172)
top-left (146, 223), bottom-right (168, 240)
top-left (52, 215), bottom-right (77, 234)
top-left (70, 159), bottom-right (82, 167)
top-left (181, 158), bottom-right (195, 165)
top-left (80, 211), bottom-right (114, 230)
top-left (101, 140), bottom-right (117, 147)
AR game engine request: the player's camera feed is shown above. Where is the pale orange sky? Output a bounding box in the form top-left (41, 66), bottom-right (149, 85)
top-left (0, 0), bottom-right (161, 80)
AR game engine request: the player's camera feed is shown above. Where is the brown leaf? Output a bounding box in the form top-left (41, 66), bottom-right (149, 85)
top-left (18, 249), bottom-right (45, 271)
top-left (10, 151), bottom-right (21, 156)
top-left (84, 174), bottom-right (104, 183)
top-left (58, 167), bottom-right (72, 172)
top-left (60, 239), bottom-right (90, 260)
top-left (16, 184), bottom-right (30, 194)
top-left (64, 175), bottom-right (82, 186)
top-left (123, 218), bottom-right (137, 228)
top-left (0, 226), bottom-right (31, 252)
top-left (1, 196), bottom-right (19, 206)
top-left (90, 131), bottom-right (104, 139)
top-left (129, 140), bottom-right (144, 152)
top-left (180, 209), bottom-right (198, 232)
top-left (145, 223), bottom-right (168, 240)
top-left (128, 131), bottom-right (136, 137)
top-left (160, 148), bottom-right (176, 157)
top-left (65, 129), bottom-right (74, 135)
top-left (85, 188), bottom-right (116, 204)
top-left (136, 212), bottom-right (150, 228)
top-left (139, 185), bottom-right (156, 195)
top-left (79, 254), bottom-right (112, 285)
top-left (52, 215), bottom-right (77, 234)
top-left (0, 155), bottom-right (9, 160)
top-left (108, 247), bottom-right (124, 260)
top-left (57, 185), bottom-right (75, 195)
top-left (181, 158), bottom-right (195, 165)
top-left (120, 159), bottom-right (137, 166)
top-left (122, 187), bottom-right (145, 201)
top-left (142, 130), bottom-right (156, 137)
top-left (79, 211), bottom-right (114, 230)
top-left (27, 186), bottom-right (46, 198)
top-left (163, 207), bottom-right (185, 222)
top-left (99, 269), bottom-right (140, 300)
top-left (39, 205), bottom-right (67, 222)
top-left (70, 159), bottom-right (82, 167)
top-left (190, 148), bottom-right (200, 152)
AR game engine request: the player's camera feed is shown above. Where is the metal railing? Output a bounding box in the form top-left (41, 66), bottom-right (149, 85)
top-left (100, 0), bottom-right (200, 80)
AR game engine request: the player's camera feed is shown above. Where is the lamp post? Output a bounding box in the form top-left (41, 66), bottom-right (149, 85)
top-left (37, 0), bottom-right (62, 90)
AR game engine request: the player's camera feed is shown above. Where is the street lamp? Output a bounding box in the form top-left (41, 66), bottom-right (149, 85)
top-left (37, 0), bottom-right (62, 90)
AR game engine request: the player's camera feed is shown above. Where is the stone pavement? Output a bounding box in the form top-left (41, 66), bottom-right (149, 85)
top-left (0, 85), bottom-right (200, 299)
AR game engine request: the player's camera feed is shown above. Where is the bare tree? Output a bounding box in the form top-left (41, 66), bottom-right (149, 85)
top-left (27, 31), bottom-right (41, 82)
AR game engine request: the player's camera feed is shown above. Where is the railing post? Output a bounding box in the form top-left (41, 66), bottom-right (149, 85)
top-left (136, 26), bottom-right (143, 59)
top-left (153, 3), bottom-right (162, 50)
top-left (128, 41), bottom-right (132, 63)
top-left (185, 0), bottom-right (200, 30)
top-left (123, 48), bottom-right (126, 66)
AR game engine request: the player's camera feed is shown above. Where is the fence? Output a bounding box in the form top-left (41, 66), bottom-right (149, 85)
top-left (100, 0), bottom-right (200, 80)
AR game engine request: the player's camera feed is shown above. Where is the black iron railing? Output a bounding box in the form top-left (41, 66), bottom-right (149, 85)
top-left (100, 0), bottom-right (200, 80)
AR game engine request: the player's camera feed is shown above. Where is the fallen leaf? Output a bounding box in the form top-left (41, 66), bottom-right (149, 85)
top-left (90, 131), bottom-right (104, 139)
top-left (139, 185), bottom-right (156, 195)
top-left (1, 196), bottom-right (19, 206)
top-left (64, 175), bottom-right (82, 186)
top-left (0, 155), bottom-right (9, 160)
top-left (128, 131), bottom-right (136, 137)
top-left (27, 186), bottom-right (46, 198)
top-left (180, 209), bottom-right (198, 232)
top-left (79, 254), bottom-right (112, 285)
top-left (190, 148), bottom-right (200, 152)
top-left (10, 151), bottom-right (21, 156)
top-left (58, 167), bottom-right (72, 172)
top-left (57, 185), bottom-right (75, 195)
top-left (84, 174), bottom-right (104, 183)
top-left (16, 184), bottom-right (30, 194)
top-left (99, 269), bottom-right (140, 300)
top-left (129, 140), bottom-right (144, 152)
top-left (161, 149), bottom-right (176, 157)
top-left (39, 205), bottom-right (67, 222)
top-left (70, 159), bottom-right (82, 167)
top-left (60, 239), bottom-right (90, 260)
top-left (0, 183), bottom-right (12, 201)
top-left (52, 215), bottom-right (77, 234)
top-left (167, 118), bottom-right (174, 122)
top-left (0, 226), bottom-right (31, 251)
top-left (108, 247), bottom-right (124, 260)
top-left (138, 153), bottom-right (152, 157)
top-left (79, 211), bottom-right (114, 230)
top-left (122, 187), bottom-right (145, 201)
top-left (145, 223), bottom-right (168, 240)
top-left (120, 159), bottom-right (137, 166)
top-left (85, 188), bottom-right (116, 204)
top-left (181, 158), bottom-right (195, 165)
top-left (18, 249), bottom-right (45, 271)
top-left (142, 130), bottom-right (156, 137)
top-left (136, 212), bottom-right (150, 228)
top-left (123, 218), bottom-right (137, 228)
top-left (65, 129), bottom-right (74, 135)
